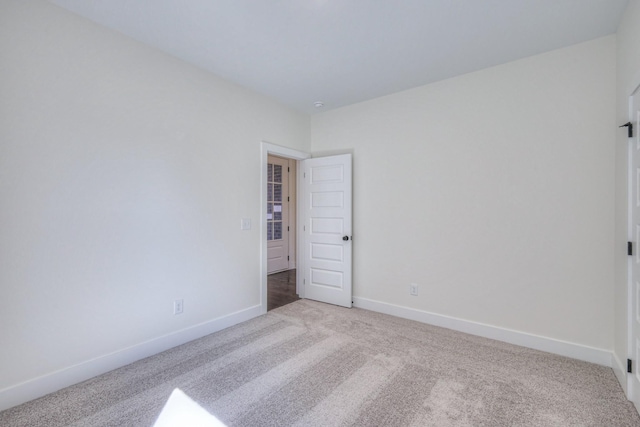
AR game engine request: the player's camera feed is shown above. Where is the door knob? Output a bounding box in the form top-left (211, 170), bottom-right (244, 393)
top-left (343, 236), bottom-right (349, 241)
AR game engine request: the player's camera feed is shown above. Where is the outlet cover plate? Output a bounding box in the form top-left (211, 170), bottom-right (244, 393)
top-left (174, 299), bottom-right (184, 315)
top-left (410, 283), bottom-right (418, 296)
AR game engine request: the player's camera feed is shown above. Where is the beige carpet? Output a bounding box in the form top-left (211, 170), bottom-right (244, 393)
top-left (1, 299), bottom-right (639, 426)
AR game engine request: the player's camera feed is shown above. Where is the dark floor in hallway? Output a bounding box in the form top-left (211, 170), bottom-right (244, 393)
top-left (267, 269), bottom-right (299, 311)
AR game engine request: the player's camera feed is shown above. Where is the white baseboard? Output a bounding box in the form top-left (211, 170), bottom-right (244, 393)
top-left (612, 352), bottom-right (629, 394)
top-left (0, 304), bottom-right (263, 412)
top-left (353, 297), bottom-right (612, 367)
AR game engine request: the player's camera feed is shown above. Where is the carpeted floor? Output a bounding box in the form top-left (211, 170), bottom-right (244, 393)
top-left (1, 299), bottom-right (639, 426)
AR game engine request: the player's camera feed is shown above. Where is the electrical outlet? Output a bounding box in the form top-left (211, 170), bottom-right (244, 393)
top-left (173, 299), bottom-right (184, 315)
top-left (410, 283), bottom-right (418, 296)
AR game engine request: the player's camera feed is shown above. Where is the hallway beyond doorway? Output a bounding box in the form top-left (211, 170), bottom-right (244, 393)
top-left (267, 269), bottom-right (299, 311)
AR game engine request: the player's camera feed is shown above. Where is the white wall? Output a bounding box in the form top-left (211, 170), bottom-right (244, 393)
top-left (0, 0), bottom-right (309, 406)
top-left (0, 0), bottom-right (623, 411)
top-left (614, 0), bottom-right (640, 391)
top-left (311, 36), bottom-right (616, 351)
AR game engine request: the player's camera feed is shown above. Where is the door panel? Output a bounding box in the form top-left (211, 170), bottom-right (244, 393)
top-left (302, 154), bottom-right (352, 308)
top-left (311, 218), bottom-right (344, 234)
top-left (311, 243), bottom-right (343, 262)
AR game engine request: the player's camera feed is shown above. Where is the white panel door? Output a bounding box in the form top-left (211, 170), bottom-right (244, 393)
top-left (630, 89), bottom-right (640, 412)
top-left (302, 154), bottom-right (352, 308)
top-left (267, 155), bottom-right (289, 274)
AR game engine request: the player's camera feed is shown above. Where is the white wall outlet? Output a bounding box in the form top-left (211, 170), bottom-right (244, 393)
top-left (240, 218), bottom-right (251, 230)
top-left (173, 299), bottom-right (184, 315)
top-left (410, 283), bottom-right (419, 296)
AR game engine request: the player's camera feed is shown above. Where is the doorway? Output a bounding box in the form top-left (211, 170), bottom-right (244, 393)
top-left (266, 154), bottom-right (298, 311)
top-left (260, 142), bottom-right (310, 314)
top-left (267, 155), bottom-right (294, 274)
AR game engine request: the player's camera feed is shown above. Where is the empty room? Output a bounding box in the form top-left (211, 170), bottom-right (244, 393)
top-left (3, 0), bottom-right (640, 425)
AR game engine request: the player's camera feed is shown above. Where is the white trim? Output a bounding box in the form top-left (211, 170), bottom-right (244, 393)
top-left (353, 297), bottom-right (612, 367)
top-left (613, 351), bottom-right (628, 395)
top-left (260, 141), bottom-right (310, 312)
top-left (287, 158), bottom-right (297, 271)
top-left (0, 305), bottom-right (262, 412)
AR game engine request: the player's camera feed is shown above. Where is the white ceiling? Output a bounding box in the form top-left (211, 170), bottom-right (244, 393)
top-left (51, 0), bottom-right (629, 114)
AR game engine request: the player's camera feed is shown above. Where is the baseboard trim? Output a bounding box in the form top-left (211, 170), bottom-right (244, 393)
top-left (0, 304), bottom-right (263, 412)
top-left (353, 297), bottom-right (612, 367)
top-left (612, 352), bottom-right (629, 395)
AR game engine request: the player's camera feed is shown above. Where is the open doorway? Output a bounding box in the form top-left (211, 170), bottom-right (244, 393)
top-left (260, 142), bottom-right (310, 314)
top-left (266, 154), bottom-right (298, 311)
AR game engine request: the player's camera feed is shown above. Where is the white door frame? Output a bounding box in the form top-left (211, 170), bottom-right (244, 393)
top-left (260, 141), bottom-right (310, 314)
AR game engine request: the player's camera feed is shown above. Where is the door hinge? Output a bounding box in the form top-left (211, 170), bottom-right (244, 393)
top-left (303, 278), bottom-right (306, 284)
top-left (629, 242), bottom-right (633, 256)
top-left (287, 226), bottom-right (289, 231)
top-left (288, 167), bottom-right (290, 172)
top-left (620, 122), bottom-right (634, 138)
top-left (288, 196), bottom-right (290, 202)
top-left (287, 255), bottom-right (290, 261)
top-left (628, 359), bottom-right (633, 373)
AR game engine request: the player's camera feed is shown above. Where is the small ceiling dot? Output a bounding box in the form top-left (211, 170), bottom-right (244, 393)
top-left (314, 101), bottom-right (324, 108)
